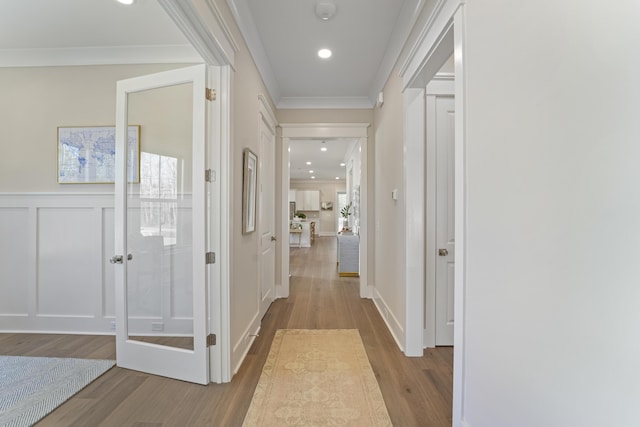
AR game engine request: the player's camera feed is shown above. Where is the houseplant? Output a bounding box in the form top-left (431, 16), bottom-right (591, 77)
top-left (340, 202), bottom-right (352, 232)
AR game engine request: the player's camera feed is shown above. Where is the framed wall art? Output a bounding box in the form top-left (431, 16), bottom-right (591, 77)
top-left (242, 148), bottom-right (258, 234)
top-left (57, 125), bottom-right (140, 184)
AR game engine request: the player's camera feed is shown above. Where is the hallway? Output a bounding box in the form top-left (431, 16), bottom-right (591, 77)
top-left (0, 237), bottom-right (452, 426)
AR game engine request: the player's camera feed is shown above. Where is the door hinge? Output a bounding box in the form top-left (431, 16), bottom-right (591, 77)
top-left (205, 169), bottom-right (215, 182)
top-left (206, 252), bottom-right (216, 264)
top-left (206, 88), bottom-right (216, 101)
top-left (207, 334), bottom-right (216, 347)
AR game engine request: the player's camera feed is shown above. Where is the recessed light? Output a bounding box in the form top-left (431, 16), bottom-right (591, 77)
top-left (309, 170), bottom-right (314, 173)
top-left (340, 162), bottom-right (345, 167)
top-left (311, 176), bottom-right (316, 179)
top-left (318, 49), bottom-right (332, 59)
top-left (116, 0), bottom-right (135, 4)
top-left (335, 177), bottom-right (340, 180)
top-left (320, 147), bottom-right (328, 152)
top-left (306, 161), bottom-right (312, 165)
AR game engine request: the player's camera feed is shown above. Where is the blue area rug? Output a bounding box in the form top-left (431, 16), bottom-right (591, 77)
top-left (0, 356), bottom-right (115, 427)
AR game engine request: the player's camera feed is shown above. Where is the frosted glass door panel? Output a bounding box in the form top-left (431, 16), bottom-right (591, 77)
top-left (126, 83), bottom-right (194, 350)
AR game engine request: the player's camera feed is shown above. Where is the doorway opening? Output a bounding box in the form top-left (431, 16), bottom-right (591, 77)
top-left (279, 124), bottom-right (370, 299)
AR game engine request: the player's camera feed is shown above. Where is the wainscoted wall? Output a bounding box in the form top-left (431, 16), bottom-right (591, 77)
top-left (0, 193), bottom-right (192, 335)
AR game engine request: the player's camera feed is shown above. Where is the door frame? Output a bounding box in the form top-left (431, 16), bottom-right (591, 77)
top-left (159, 0), bottom-right (237, 384)
top-left (257, 95), bottom-right (278, 319)
top-left (424, 76), bottom-right (455, 348)
top-left (400, 0), bottom-right (467, 425)
top-left (279, 123), bottom-right (370, 299)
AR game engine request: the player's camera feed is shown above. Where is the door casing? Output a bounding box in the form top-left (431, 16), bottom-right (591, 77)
top-left (425, 77), bottom-right (455, 348)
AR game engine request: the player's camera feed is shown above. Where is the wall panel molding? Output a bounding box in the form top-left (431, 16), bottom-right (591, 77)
top-left (0, 193), bottom-right (193, 335)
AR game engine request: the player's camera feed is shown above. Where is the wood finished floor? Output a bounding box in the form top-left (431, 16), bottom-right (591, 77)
top-left (0, 236), bottom-right (452, 426)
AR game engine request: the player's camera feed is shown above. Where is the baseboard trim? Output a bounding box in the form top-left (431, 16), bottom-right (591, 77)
top-left (231, 312), bottom-right (261, 376)
top-left (372, 288), bottom-right (405, 353)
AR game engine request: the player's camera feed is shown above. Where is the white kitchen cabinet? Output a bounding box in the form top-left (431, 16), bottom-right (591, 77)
top-left (305, 190), bottom-right (320, 211)
top-left (294, 190), bottom-right (320, 211)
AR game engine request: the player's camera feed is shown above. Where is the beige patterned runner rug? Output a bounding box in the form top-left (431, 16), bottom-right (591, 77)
top-left (242, 329), bottom-right (392, 426)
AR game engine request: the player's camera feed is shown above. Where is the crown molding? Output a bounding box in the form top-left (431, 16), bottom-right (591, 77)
top-left (399, 0), bottom-right (462, 89)
top-left (226, 0), bottom-right (281, 101)
top-left (160, 0), bottom-right (238, 67)
top-left (280, 123), bottom-right (370, 139)
top-left (277, 96), bottom-right (374, 110)
top-left (368, 0), bottom-right (426, 103)
top-left (0, 45), bottom-right (201, 68)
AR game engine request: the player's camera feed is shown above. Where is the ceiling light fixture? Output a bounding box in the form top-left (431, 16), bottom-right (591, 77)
top-left (315, 2), bottom-right (337, 21)
top-left (311, 176), bottom-right (316, 179)
top-left (340, 162), bottom-right (346, 167)
top-left (116, 0), bottom-right (135, 5)
top-left (306, 161), bottom-right (312, 165)
top-left (320, 147), bottom-right (328, 152)
top-left (335, 177), bottom-right (340, 180)
top-left (318, 49), bottom-right (332, 59)
top-left (309, 170), bottom-right (314, 173)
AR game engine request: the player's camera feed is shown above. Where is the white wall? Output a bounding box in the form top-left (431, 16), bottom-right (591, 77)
top-left (212, 0), bottom-right (279, 375)
top-left (460, 1), bottom-right (640, 425)
top-left (372, 67), bottom-right (407, 347)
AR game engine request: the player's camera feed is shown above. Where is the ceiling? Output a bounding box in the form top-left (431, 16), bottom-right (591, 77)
top-left (0, 0), bottom-right (425, 180)
top-left (289, 139), bottom-right (356, 181)
top-left (230, 0), bottom-right (423, 108)
top-left (0, 0), bottom-right (200, 66)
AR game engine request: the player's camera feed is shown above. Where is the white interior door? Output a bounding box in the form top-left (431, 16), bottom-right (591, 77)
top-left (113, 65), bottom-right (209, 384)
top-left (258, 107), bottom-right (276, 319)
top-left (435, 95), bottom-right (455, 346)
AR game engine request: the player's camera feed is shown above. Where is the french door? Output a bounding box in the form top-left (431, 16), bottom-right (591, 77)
top-left (113, 65), bottom-right (209, 384)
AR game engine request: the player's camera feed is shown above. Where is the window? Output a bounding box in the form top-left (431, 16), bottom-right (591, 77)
top-left (139, 152), bottom-right (178, 246)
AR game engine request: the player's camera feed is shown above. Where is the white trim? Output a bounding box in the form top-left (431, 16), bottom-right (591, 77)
top-left (280, 123), bottom-right (370, 299)
top-left (257, 94), bottom-right (278, 321)
top-left (0, 45), bottom-right (202, 68)
top-left (403, 87), bottom-right (426, 356)
top-left (367, 0), bottom-right (427, 103)
top-left (231, 316), bottom-right (261, 376)
top-left (277, 96), bottom-right (374, 110)
top-left (280, 123), bottom-right (369, 138)
top-left (205, 65), bottom-right (231, 384)
top-left (372, 288), bottom-right (405, 351)
top-left (159, 0), bottom-right (239, 67)
top-left (401, 0), bottom-right (467, 424)
top-left (279, 135), bottom-right (291, 299)
top-left (424, 76), bottom-right (455, 350)
top-left (225, 0), bottom-right (281, 101)
top-left (218, 65), bottom-right (233, 383)
top-left (399, 0), bottom-right (462, 88)
top-left (258, 95), bottom-right (277, 131)
top-left (453, 8), bottom-right (467, 426)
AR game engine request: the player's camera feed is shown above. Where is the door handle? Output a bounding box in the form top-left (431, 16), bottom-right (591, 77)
top-left (438, 248), bottom-right (448, 256)
top-left (270, 236), bottom-right (277, 242)
top-left (110, 254), bottom-right (133, 264)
